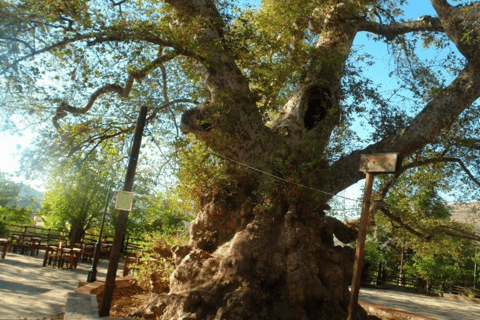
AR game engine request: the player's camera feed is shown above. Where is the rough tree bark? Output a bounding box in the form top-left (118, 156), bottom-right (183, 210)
top-left (130, 1), bottom-right (480, 319)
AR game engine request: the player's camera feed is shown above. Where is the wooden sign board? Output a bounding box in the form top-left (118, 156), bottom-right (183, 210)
top-left (115, 191), bottom-right (134, 211)
top-left (359, 153), bottom-right (401, 173)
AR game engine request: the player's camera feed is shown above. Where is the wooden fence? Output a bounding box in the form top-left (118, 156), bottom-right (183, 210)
top-left (3, 224), bottom-right (145, 254)
top-left (361, 267), bottom-right (480, 299)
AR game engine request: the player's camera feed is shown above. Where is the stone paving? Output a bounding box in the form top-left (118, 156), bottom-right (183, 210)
top-left (2, 251), bottom-right (480, 320)
top-left (0, 251), bottom-right (123, 320)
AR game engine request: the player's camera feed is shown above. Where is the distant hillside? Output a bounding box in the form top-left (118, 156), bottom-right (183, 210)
top-left (7, 183), bottom-right (43, 210)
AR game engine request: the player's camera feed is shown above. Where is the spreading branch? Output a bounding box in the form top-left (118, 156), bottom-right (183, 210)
top-left (377, 203), bottom-right (428, 239)
top-left (53, 53), bottom-right (177, 138)
top-left (431, 0), bottom-right (480, 63)
top-left (377, 203), bottom-right (480, 242)
top-left (328, 61), bottom-right (480, 197)
top-left (356, 16), bottom-right (444, 41)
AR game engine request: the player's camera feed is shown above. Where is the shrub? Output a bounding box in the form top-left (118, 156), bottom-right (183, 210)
top-left (131, 233), bottom-right (188, 293)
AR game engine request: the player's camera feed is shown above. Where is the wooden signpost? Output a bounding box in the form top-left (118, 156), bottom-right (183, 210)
top-left (347, 153), bottom-right (401, 320)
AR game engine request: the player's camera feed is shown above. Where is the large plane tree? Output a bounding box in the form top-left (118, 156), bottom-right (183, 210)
top-left (2, 0), bottom-right (480, 319)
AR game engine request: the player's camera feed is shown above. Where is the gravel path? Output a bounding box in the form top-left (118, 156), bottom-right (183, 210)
top-left (0, 251), bottom-right (123, 320)
top-left (359, 287), bottom-right (480, 320)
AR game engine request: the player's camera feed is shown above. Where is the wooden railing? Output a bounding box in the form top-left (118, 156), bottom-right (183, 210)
top-left (5, 224), bottom-right (67, 245)
top-left (4, 224), bottom-right (145, 254)
top-left (361, 268), bottom-right (480, 299)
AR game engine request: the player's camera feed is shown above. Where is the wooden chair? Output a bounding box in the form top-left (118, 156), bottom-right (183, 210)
top-left (58, 245), bottom-right (74, 269)
top-left (82, 243), bottom-right (95, 262)
top-left (29, 237), bottom-right (41, 256)
top-left (100, 243), bottom-right (112, 260)
top-left (46, 242), bottom-right (62, 267)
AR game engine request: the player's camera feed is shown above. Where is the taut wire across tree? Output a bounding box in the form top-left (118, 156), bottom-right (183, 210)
top-left (2, 0), bottom-right (480, 319)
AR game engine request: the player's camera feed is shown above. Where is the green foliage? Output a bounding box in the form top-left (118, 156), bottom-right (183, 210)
top-left (126, 191), bottom-right (191, 240)
top-left (376, 163), bottom-right (453, 242)
top-left (175, 137), bottom-right (228, 211)
top-left (0, 172), bottom-right (33, 235)
top-left (0, 207), bottom-right (32, 236)
top-left (366, 164), bottom-right (478, 290)
top-left (38, 153), bottom-right (112, 233)
top-left (406, 252), bottom-right (463, 289)
top-left (131, 233), bottom-right (187, 292)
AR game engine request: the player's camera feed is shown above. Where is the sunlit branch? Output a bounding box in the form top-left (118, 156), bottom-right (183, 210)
top-left (431, 0), bottom-right (480, 62)
top-left (357, 17), bottom-right (444, 41)
top-left (431, 224), bottom-right (480, 242)
top-left (375, 156), bottom-right (480, 204)
top-left (53, 53), bottom-right (178, 138)
top-left (330, 61), bottom-right (480, 196)
top-left (377, 204), bottom-right (428, 239)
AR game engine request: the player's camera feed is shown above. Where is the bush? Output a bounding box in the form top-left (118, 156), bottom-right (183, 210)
top-left (131, 233), bottom-right (188, 293)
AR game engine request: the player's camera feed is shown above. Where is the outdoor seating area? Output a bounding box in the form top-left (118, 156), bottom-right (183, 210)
top-left (10, 233), bottom-right (42, 256)
top-left (42, 241), bottom-right (113, 270)
top-left (1, 225), bottom-right (144, 274)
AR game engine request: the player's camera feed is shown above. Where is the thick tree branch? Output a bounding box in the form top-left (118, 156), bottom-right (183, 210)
top-left (163, 0), bottom-right (225, 31)
top-left (453, 138), bottom-right (480, 150)
top-left (109, 0), bottom-right (127, 5)
top-left (356, 17), bottom-right (444, 41)
top-left (373, 155), bottom-right (480, 215)
top-left (328, 62), bottom-right (480, 197)
top-left (377, 203), bottom-right (480, 242)
top-left (431, 0), bottom-right (480, 63)
top-left (432, 224), bottom-right (480, 241)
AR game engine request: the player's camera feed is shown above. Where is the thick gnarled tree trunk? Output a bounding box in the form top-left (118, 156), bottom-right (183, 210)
top-left (143, 184), bottom-right (362, 320)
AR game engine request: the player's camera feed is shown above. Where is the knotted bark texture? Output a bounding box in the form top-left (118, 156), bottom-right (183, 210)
top-left (135, 186), bottom-right (370, 320)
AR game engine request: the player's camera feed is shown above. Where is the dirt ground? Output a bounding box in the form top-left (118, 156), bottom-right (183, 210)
top-left (98, 284), bottom-right (150, 319)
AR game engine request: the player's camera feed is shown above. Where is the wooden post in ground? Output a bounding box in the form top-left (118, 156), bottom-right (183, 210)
top-left (347, 153), bottom-right (401, 320)
top-left (98, 106), bottom-right (148, 317)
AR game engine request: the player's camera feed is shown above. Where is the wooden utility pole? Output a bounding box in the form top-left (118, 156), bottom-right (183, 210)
top-left (347, 153), bottom-right (400, 320)
top-left (99, 106), bottom-right (148, 317)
